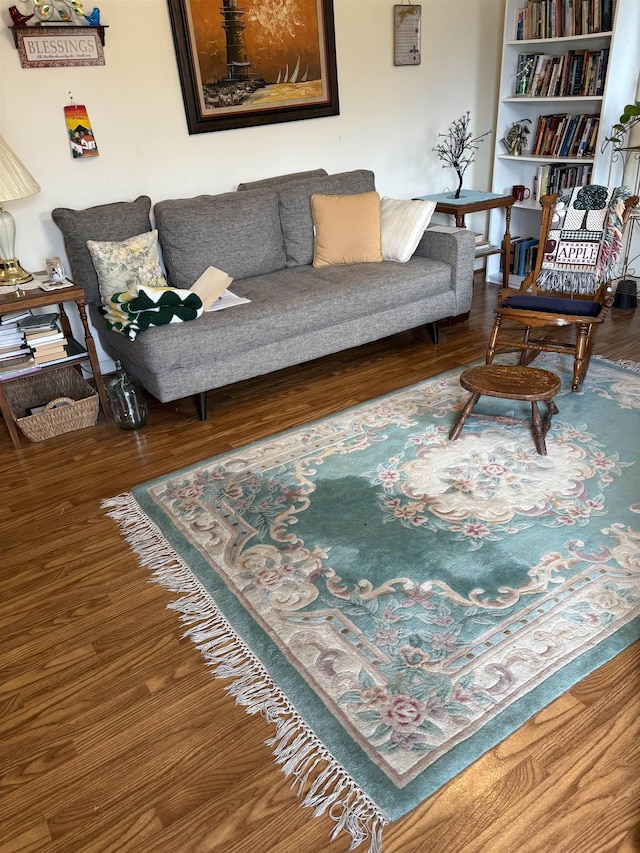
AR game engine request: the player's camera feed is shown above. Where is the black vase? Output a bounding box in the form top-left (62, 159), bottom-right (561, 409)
top-left (613, 279), bottom-right (638, 311)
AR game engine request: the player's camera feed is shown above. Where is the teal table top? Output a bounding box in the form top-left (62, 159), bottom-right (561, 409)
top-left (416, 190), bottom-right (512, 204)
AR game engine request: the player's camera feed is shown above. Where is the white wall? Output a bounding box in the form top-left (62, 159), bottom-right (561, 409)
top-left (0, 0), bottom-right (503, 365)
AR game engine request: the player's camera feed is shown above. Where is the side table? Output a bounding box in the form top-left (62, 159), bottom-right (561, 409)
top-left (416, 190), bottom-right (514, 290)
top-left (0, 282), bottom-right (110, 449)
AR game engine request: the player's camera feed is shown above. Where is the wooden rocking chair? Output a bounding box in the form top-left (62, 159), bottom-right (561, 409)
top-left (486, 186), bottom-right (638, 391)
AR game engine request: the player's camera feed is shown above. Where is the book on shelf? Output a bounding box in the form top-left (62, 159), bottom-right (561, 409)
top-left (30, 338), bottom-right (87, 367)
top-left (515, 48), bottom-right (608, 97)
top-left (24, 331), bottom-right (63, 348)
top-left (514, 0), bottom-right (614, 40)
top-left (0, 328), bottom-right (26, 345)
top-left (23, 325), bottom-right (60, 339)
top-left (1, 309), bottom-right (31, 325)
top-left (531, 113), bottom-right (599, 158)
top-left (501, 236), bottom-right (540, 277)
top-left (33, 348), bottom-right (68, 365)
top-left (17, 312), bottom-right (60, 332)
top-left (0, 353), bottom-right (35, 375)
top-left (516, 238), bottom-right (540, 276)
top-left (0, 343), bottom-right (28, 359)
top-left (0, 338), bottom-right (87, 378)
top-left (30, 337), bottom-right (69, 355)
top-left (26, 332), bottom-right (66, 349)
top-left (533, 162), bottom-right (593, 198)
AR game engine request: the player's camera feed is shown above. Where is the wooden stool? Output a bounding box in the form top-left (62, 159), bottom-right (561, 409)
top-left (449, 364), bottom-right (561, 455)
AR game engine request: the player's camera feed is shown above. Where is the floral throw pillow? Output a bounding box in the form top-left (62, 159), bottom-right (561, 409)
top-left (87, 229), bottom-right (166, 305)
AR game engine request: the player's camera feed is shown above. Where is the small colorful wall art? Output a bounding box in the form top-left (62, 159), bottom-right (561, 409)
top-left (64, 103), bottom-right (99, 159)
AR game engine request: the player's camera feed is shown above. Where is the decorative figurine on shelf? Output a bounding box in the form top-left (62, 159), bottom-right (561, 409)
top-left (10, 0), bottom-right (88, 24)
top-left (8, 4), bottom-right (34, 24)
top-left (502, 119), bottom-right (531, 156)
top-left (83, 5), bottom-right (99, 25)
top-left (433, 111), bottom-right (491, 199)
top-left (516, 58), bottom-right (534, 95)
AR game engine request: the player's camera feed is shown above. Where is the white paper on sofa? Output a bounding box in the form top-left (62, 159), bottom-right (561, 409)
top-left (207, 289), bottom-right (251, 312)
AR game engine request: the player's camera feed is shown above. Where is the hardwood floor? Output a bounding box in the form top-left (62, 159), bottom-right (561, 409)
top-left (1, 278), bottom-right (639, 853)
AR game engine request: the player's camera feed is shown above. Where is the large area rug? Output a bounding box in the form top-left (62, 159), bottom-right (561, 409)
top-left (105, 354), bottom-right (640, 852)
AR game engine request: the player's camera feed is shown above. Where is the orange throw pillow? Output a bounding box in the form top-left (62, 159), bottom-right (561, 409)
top-left (310, 191), bottom-right (383, 268)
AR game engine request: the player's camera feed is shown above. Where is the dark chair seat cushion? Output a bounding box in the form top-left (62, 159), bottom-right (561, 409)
top-left (502, 294), bottom-right (602, 317)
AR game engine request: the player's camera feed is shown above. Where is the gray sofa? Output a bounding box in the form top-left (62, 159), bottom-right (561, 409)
top-left (52, 168), bottom-right (475, 419)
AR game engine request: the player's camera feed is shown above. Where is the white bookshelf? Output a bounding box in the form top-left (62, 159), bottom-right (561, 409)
top-left (486, 0), bottom-right (640, 285)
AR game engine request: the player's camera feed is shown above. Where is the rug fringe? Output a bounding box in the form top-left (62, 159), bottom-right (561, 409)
top-left (103, 492), bottom-right (389, 853)
top-left (614, 358), bottom-right (640, 373)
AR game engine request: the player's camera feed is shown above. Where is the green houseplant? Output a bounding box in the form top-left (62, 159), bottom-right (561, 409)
top-left (603, 101), bottom-right (640, 150)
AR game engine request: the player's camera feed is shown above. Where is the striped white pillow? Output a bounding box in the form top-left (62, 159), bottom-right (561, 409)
top-left (380, 197), bottom-right (437, 263)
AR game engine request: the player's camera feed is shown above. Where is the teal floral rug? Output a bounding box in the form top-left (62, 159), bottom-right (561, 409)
top-left (105, 355), bottom-right (640, 853)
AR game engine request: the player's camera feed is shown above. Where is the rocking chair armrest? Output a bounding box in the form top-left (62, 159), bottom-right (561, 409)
top-left (497, 277), bottom-right (534, 306)
top-left (496, 273), bottom-right (536, 306)
top-left (518, 270), bottom-right (537, 293)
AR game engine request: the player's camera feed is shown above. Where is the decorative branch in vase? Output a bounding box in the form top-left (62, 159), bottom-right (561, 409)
top-left (433, 111), bottom-right (491, 199)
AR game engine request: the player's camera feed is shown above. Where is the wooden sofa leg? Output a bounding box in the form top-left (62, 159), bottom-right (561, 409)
top-left (196, 391), bottom-right (207, 421)
top-left (427, 321), bottom-right (439, 344)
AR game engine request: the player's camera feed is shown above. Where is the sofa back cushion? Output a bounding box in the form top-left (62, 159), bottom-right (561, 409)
top-left (155, 188), bottom-right (286, 288)
top-left (237, 169), bottom-right (328, 191)
top-left (277, 170), bottom-right (376, 267)
top-left (52, 196), bottom-right (152, 304)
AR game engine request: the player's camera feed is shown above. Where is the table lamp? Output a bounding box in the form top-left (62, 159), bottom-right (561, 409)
top-left (0, 134), bottom-right (41, 286)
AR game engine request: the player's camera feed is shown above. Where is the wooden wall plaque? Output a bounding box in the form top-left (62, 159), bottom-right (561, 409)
top-left (394, 4), bottom-right (421, 66)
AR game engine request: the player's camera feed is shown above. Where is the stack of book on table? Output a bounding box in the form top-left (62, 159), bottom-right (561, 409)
top-left (474, 233), bottom-right (493, 254)
top-left (18, 312), bottom-right (71, 366)
top-left (0, 309), bottom-right (36, 379)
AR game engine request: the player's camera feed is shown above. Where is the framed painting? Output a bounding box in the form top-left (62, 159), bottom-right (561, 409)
top-left (167, 0), bottom-right (340, 134)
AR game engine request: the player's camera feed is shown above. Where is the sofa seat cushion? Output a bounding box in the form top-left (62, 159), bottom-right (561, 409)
top-left (278, 170), bottom-right (376, 267)
top-left (96, 256), bottom-right (452, 380)
top-left (155, 188), bottom-right (287, 289)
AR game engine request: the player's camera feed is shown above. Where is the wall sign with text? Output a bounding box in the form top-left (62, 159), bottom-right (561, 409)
top-left (394, 4), bottom-right (421, 66)
top-left (10, 26), bottom-right (107, 68)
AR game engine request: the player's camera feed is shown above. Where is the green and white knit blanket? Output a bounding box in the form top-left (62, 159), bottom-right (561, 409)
top-left (537, 185), bottom-right (632, 294)
top-left (101, 285), bottom-right (203, 340)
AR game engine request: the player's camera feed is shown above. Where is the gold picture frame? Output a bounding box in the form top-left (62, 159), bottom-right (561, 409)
top-left (167, 0), bottom-right (340, 134)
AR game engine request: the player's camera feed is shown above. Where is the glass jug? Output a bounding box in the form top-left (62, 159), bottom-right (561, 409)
top-left (106, 361), bottom-right (148, 429)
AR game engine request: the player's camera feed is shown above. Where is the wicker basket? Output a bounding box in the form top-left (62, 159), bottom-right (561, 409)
top-left (4, 366), bottom-right (99, 442)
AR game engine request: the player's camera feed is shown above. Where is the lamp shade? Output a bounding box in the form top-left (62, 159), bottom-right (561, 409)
top-left (0, 135), bottom-right (40, 203)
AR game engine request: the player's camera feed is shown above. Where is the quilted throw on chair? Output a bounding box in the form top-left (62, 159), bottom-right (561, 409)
top-left (537, 185), bottom-right (631, 294)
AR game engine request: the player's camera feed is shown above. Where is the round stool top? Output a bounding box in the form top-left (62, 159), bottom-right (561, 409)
top-left (459, 364), bottom-right (561, 401)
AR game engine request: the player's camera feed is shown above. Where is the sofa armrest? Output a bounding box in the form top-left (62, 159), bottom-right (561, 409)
top-left (413, 226), bottom-right (475, 314)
